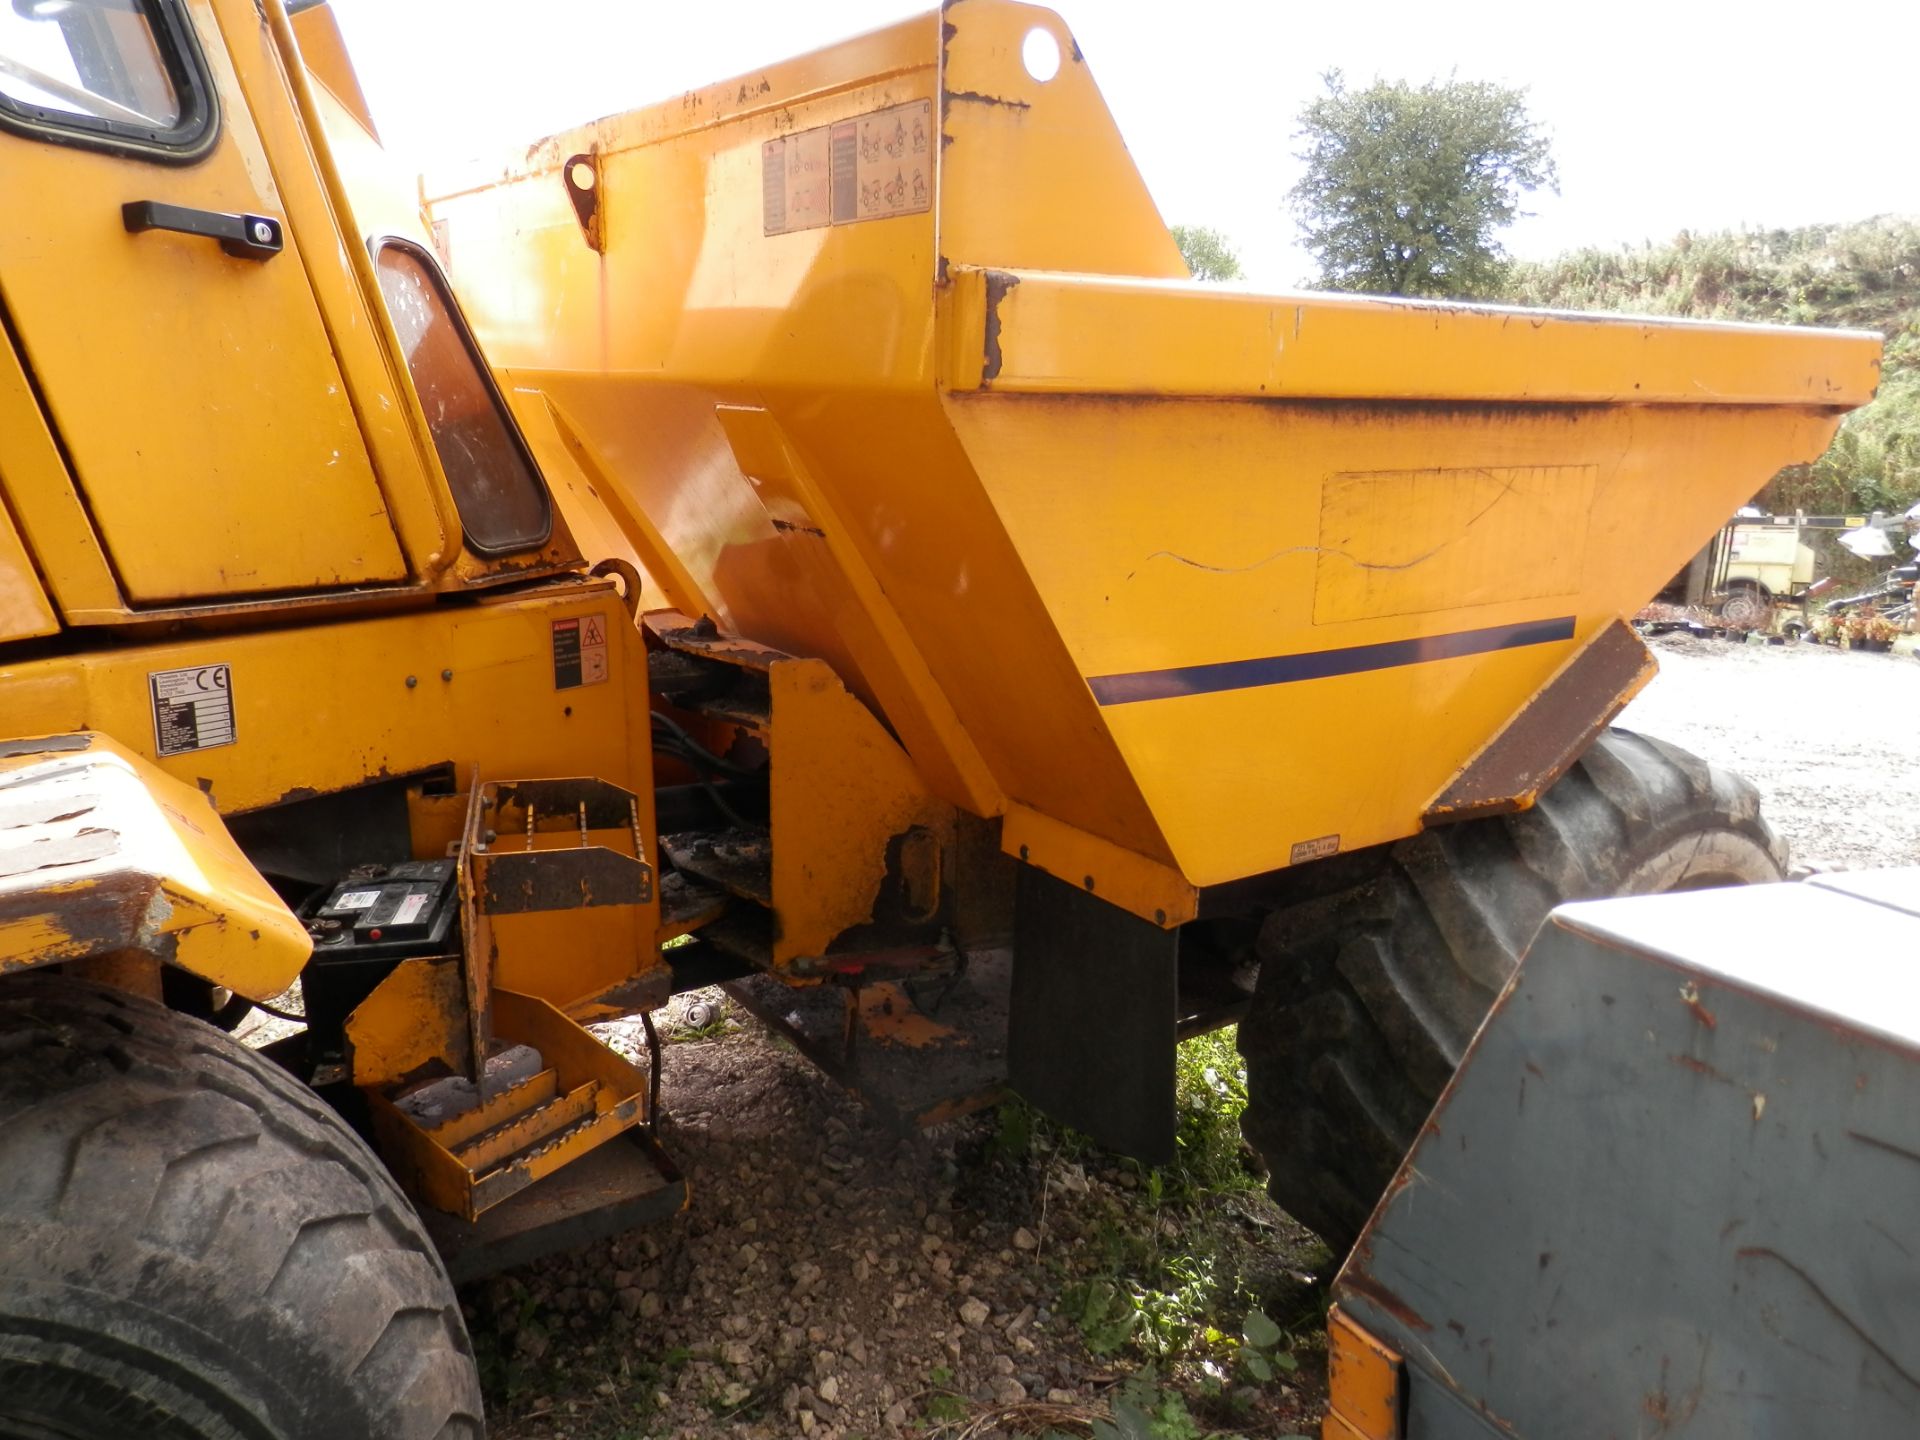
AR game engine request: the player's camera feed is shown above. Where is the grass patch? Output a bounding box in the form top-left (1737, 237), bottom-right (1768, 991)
top-left (966, 1026), bottom-right (1330, 1438)
top-left (1170, 1029), bottom-right (1258, 1201)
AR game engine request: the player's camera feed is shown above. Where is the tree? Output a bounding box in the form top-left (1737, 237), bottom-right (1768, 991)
top-left (1170, 224), bottom-right (1244, 283)
top-left (1290, 71), bottom-right (1556, 298)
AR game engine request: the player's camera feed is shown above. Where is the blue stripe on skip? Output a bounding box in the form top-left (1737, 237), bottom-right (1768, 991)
top-left (1087, 616), bottom-right (1578, 707)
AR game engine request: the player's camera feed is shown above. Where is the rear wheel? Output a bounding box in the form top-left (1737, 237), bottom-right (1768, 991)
top-left (1238, 728), bottom-right (1785, 1254)
top-left (0, 975), bottom-right (484, 1440)
top-left (1714, 581), bottom-right (1773, 629)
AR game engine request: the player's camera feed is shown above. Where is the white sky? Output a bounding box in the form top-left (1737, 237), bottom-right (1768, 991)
top-left (330, 0), bottom-right (1920, 288)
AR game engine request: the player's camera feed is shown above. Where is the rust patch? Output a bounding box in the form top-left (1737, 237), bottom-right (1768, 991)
top-left (981, 270), bottom-right (1020, 386)
top-left (769, 518), bottom-right (826, 539)
top-left (1341, 1270), bottom-right (1433, 1333)
top-left (1679, 981), bottom-right (1718, 1030)
top-left (1427, 619), bottom-right (1652, 824)
top-left (0, 870), bottom-right (173, 969)
top-left (944, 88), bottom-right (1031, 111)
top-left (1670, 1053), bottom-right (1732, 1084)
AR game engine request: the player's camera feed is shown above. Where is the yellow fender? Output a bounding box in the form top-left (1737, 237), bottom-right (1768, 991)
top-left (0, 733), bottom-right (310, 997)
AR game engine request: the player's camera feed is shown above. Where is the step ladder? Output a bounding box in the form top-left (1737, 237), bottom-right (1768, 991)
top-left (368, 988), bottom-right (655, 1222)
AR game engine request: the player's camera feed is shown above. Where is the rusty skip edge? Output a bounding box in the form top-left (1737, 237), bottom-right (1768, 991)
top-left (1426, 619), bottom-right (1655, 824)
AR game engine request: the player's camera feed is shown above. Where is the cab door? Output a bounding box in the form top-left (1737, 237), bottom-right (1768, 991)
top-left (0, 0), bottom-right (407, 604)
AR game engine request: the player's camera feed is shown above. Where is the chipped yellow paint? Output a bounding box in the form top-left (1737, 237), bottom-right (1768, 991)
top-left (0, 735), bottom-right (310, 994)
top-left (345, 958), bottom-right (469, 1087)
top-left (857, 982), bottom-right (959, 1047)
top-left (770, 657), bottom-right (956, 968)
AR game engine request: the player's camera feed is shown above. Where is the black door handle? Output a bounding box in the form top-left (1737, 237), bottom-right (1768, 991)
top-left (122, 201), bottom-right (283, 261)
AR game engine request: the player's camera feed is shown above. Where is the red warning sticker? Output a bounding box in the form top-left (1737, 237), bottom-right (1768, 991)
top-left (552, 614), bottom-right (611, 690)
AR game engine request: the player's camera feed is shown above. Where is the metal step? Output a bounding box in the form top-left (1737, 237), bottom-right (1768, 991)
top-left (368, 989), bottom-right (656, 1222)
top-left (425, 1130), bottom-right (686, 1284)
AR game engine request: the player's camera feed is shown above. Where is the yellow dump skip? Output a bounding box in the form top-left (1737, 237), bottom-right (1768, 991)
top-left (425, 0), bottom-right (1881, 914)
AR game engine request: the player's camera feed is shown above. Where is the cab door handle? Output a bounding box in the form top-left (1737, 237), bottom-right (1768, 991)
top-left (122, 201), bottom-right (284, 261)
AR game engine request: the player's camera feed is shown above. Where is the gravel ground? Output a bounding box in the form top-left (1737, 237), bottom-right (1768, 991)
top-left (1622, 634), bottom-right (1920, 869)
top-left (471, 1006), bottom-right (1324, 1440)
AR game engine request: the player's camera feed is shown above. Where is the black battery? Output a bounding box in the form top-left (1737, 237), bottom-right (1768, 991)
top-left (300, 859), bottom-right (459, 1054)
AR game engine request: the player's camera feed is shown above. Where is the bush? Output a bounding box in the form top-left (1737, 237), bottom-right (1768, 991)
top-left (1509, 217), bottom-right (1920, 517)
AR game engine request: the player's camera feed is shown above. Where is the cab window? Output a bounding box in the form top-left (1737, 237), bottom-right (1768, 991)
top-left (372, 237), bottom-right (553, 556)
top-left (0, 0), bottom-right (215, 160)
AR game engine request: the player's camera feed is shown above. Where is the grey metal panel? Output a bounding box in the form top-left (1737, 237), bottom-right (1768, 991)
top-left (1808, 867), bottom-right (1920, 920)
top-left (1553, 878), bottom-right (1920, 1050)
top-left (1337, 879), bottom-right (1920, 1438)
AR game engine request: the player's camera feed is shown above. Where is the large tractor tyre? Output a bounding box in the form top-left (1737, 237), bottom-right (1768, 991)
top-left (0, 974), bottom-right (484, 1440)
top-left (1239, 728), bottom-right (1785, 1255)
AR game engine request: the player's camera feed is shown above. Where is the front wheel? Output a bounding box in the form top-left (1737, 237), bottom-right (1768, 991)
top-left (0, 975), bottom-right (484, 1440)
top-left (1238, 728), bottom-right (1785, 1254)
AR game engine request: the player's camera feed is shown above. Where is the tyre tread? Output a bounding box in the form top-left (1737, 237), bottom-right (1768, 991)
top-left (1240, 727), bottom-right (1786, 1250)
top-left (0, 974), bottom-right (482, 1440)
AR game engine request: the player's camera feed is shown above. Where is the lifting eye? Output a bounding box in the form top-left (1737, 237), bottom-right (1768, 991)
top-left (1021, 27), bottom-right (1061, 83)
top-left (562, 151), bottom-right (603, 252)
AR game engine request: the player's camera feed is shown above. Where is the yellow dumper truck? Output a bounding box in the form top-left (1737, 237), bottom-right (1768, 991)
top-left (0, 1), bottom-right (1883, 1435)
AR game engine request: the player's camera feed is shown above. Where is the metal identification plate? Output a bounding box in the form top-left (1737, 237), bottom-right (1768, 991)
top-left (762, 99), bottom-right (932, 235)
top-left (149, 664), bottom-right (235, 757)
top-left (1289, 834), bottom-right (1341, 865)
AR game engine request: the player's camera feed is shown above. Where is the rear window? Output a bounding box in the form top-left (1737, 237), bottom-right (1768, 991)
top-left (372, 237), bottom-right (553, 556)
top-left (0, 0), bottom-right (215, 160)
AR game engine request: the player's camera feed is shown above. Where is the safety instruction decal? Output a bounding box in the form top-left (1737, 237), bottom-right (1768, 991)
top-left (762, 99), bottom-right (931, 235)
top-left (552, 613), bottom-right (610, 690)
top-left (149, 664), bottom-right (235, 758)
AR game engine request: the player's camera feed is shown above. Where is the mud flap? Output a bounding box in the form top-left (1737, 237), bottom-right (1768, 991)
top-left (1008, 869), bottom-right (1177, 1164)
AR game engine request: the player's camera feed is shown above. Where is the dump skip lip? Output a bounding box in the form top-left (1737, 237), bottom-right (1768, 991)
top-left (1086, 616), bottom-right (1577, 706)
